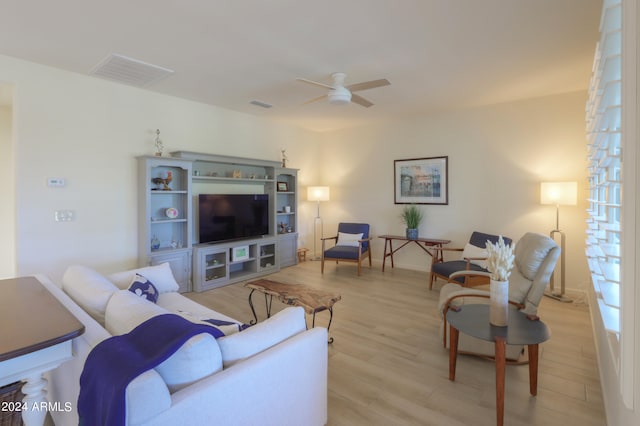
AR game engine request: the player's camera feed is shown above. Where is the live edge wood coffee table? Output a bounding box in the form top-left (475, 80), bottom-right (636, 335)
top-left (245, 279), bottom-right (341, 343)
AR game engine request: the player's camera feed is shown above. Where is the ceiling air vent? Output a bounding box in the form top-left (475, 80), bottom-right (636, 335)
top-left (250, 100), bottom-right (273, 109)
top-left (89, 53), bottom-right (174, 87)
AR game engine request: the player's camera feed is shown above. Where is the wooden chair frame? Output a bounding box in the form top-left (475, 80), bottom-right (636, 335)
top-left (429, 247), bottom-right (491, 289)
top-left (321, 235), bottom-right (372, 276)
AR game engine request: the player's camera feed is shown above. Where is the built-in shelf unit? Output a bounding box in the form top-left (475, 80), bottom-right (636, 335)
top-left (138, 156), bottom-right (193, 292)
top-left (160, 151), bottom-right (299, 291)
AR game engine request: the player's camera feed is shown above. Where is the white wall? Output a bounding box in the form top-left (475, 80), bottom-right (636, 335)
top-left (0, 97), bottom-right (15, 278)
top-left (316, 91), bottom-right (591, 293)
top-left (0, 54), bottom-right (321, 282)
top-left (0, 53), bottom-right (590, 294)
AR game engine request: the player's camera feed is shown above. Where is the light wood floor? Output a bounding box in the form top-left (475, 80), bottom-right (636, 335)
top-left (186, 260), bottom-right (606, 426)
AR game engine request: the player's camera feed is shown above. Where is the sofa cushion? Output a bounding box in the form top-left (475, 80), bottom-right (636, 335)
top-left (62, 265), bottom-right (119, 325)
top-left (108, 262), bottom-right (179, 294)
top-left (128, 273), bottom-right (159, 303)
top-left (324, 246), bottom-right (361, 260)
top-left (157, 292), bottom-right (239, 324)
top-left (105, 290), bottom-right (223, 393)
top-left (217, 307), bottom-right (306, 368)
top-left (157, 293), bottom-right (248, 337)
top-left (125, 370), bottom-right (172, 424)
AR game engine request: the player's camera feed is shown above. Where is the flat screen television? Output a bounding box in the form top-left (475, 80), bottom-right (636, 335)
top-left (198, 194), bottom-right (270, 243)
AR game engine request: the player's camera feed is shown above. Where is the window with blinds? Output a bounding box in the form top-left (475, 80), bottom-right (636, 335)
top-left (585, 0), bottom-right (622, 341)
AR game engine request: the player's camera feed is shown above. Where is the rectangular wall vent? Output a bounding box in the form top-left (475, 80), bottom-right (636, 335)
top-left (250, 100), bottom-right (273, 109)
top-left (89, 53), bottom-right (174, 87)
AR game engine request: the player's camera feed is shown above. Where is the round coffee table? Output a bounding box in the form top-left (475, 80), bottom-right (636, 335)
top-left (446, 304), bottom-right (550, 426)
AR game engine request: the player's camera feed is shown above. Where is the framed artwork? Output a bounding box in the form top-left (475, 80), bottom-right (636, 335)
top-left (277, 181), bottom-right (289, 192)
top-left (231, 245), bottom-right (250, 261)
top-left (394, 156), bottom-right (448, 204)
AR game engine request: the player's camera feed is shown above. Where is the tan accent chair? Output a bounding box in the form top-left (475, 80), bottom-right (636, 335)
top-left (438, 232), bottom-right (560, 361)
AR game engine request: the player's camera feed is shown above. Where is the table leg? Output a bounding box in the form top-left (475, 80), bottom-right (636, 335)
top-left (448, 324), bottom-right (459, 380)
top-left (494, 337), bottom-right (507, 426)
top-left (248, 289), bottom-right (258, 325)
top-left (21, 372), bottom-right (48, 426)
top-left (528, 344), bottom-right (539, 396)
top-left (382, 238), bottom-right (388, 272)
top-left (248, 290), bottom-right (274, 324)
top-left (388, 239), bottom-right (395, 269)
top-left (264, 293), bottom-right (273, 318)
top-left (312, 307), bottom-right (335, 344)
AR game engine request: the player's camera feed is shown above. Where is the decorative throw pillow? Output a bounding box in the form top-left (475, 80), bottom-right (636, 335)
top-left (108, 262), bottom-right (179, 293)
top-left (461, 243), bottom-right (488, 269)
top-left (336, 232), bottom-right (363, 247)
top-left (128, 274), bottom-right (159, 304)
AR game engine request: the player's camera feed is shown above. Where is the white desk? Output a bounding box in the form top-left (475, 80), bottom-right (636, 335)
top-left (0, 277), bottom-right (84, 426)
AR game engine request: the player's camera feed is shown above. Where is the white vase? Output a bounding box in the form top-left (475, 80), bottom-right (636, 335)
top-left (490, 279), bottom-right (509, 326)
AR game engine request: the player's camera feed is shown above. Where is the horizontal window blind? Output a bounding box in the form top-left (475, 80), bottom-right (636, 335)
top-left (585, 0), bottom-right (622, 340)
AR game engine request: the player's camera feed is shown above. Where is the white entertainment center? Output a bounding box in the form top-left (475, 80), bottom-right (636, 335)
top-left (138, 151), bottom-right (299, 293)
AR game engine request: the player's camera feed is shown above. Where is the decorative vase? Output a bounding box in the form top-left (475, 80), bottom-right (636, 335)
top-left (406, 228), bottom-right (419, 240)
top-left (151, 235), bottom-right (160, 250)
top-left (489, 279), bottom-right (509, 326)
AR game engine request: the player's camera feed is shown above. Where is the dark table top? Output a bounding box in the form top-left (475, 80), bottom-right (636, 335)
top-left (0, 277), bottom-right (85, 361)
top-left (446, 304), bottom-right (550, 345)
top-left (378, 235), bottom-right (451, 244)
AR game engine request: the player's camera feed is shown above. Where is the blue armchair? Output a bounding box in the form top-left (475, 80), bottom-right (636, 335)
top-left (321, 223), bottom-right (372, 276)
top-left (429, 231), bottom-right (512, 289)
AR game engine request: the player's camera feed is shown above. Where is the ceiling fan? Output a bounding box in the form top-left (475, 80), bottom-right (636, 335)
top-left (296, 72), bottom-right (390, 107)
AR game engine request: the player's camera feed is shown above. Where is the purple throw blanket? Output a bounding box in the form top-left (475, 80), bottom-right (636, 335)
top-left (78, 314), bottom-right (224, 426)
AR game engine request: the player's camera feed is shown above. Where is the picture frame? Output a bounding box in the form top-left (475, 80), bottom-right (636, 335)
top-left (231, 245), bottom-right (250, 262)
top-left (277, 181), bottom-right (289, 192)
top-left (394, 156), bottom-right (448, 205)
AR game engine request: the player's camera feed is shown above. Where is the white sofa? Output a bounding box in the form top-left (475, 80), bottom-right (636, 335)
top-left (37, 263), bottom-right (328, 426)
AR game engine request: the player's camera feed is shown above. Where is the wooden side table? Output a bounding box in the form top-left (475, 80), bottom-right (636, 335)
top-left (297, 247), bottom-right (309, 262)
top-left (0, 277), bottom-right (84, 426)
top-left (446, 304), bottom-right (550, 426)
top-left (378, 235), bottom-right (451, 272)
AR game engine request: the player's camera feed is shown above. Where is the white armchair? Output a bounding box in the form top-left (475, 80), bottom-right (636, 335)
top-left (438, 232), bottom-right (560, 361)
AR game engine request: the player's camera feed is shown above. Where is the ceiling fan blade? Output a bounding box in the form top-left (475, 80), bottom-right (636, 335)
top-left (296, 78), bottom-right (334, 90)
top-left (351, 93), bottom-right (374, 108)
top-left (347, 78), bottom-right (391, 92)
top-left (303, 94), bottom-right (328, 105)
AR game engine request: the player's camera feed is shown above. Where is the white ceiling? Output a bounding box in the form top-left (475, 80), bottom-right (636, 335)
top-left (0, 0), bottom-right (602, 131)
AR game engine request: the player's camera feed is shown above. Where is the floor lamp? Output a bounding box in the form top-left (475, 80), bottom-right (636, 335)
top-left (307, 186), bottom-right (330, 260)
top-left (540, 181), bottom-right (577, 303)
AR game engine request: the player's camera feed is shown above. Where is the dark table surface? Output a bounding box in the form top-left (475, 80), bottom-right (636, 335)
top-left (446, 304), bottom-right (550, 345)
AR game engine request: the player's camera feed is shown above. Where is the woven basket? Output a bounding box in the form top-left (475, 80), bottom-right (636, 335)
top-left (0, 382), bottom-right (23, 426)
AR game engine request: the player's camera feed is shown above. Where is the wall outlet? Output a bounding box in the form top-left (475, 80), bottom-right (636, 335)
top-left (55, 210), bottom-right (75, 222)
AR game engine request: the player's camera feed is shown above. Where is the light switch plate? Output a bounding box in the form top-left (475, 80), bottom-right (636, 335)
top-left (47, 177), bottom-right (66, 187)
top-left (55, 210), bottom-right (75, 222)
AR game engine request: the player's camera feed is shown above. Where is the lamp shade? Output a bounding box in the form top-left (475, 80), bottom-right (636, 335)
top-left (307, 186), bottom-right (330, 202)
top-left (540, 182), bottom-right (577, 205)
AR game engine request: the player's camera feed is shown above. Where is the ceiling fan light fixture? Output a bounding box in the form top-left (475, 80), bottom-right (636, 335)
top-left (327, 86), bottom-right (352, 105)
